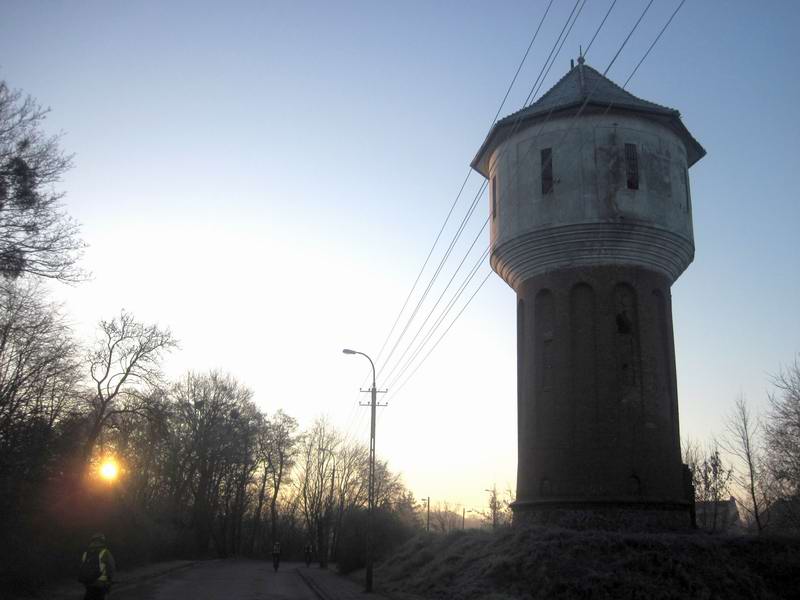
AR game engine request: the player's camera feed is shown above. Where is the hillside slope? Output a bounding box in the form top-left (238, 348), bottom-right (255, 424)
top-left (372, 527), bottom-right (800, 600)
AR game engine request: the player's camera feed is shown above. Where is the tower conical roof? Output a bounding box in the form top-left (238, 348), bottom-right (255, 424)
top-left (471, 61), bottom-right (705, 176)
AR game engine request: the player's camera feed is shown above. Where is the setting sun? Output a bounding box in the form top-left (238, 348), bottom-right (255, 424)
top-left (99, 460), bottom-right (119, 482)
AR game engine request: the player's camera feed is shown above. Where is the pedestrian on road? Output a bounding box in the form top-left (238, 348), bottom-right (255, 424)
top-left (304, 543), bottom-right (313, 567)
top-left (272, 541), bottom-right (281, 572)
top-left (78, 532), bottom-right (116, 600)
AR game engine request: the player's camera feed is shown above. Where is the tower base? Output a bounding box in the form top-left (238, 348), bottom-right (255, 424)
top-left (511, 499), bottom-right (692, 531)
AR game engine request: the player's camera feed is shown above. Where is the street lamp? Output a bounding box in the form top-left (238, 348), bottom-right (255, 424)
top-left (342, 348), bottom-right (377, 593)
top-left (485, 488), bottom-right (499, 530)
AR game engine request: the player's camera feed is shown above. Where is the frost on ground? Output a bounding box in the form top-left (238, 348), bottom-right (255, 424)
top-left (370, 526), bottom-right (800, 600)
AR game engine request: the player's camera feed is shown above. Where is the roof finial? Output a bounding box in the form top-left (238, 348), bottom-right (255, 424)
top-left (577, 45), bottom-right (585, 65)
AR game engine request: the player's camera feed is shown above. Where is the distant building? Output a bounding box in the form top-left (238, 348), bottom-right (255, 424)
top-left (695, 497), bottom-right (743, 533)
top-left (471, 57), bottom-right (705, 528)
top-left (762, 497), bottom-right (800, 533)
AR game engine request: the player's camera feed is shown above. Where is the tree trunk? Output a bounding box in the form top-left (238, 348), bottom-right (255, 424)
top-left (249, 467), bottom-right (269, 555)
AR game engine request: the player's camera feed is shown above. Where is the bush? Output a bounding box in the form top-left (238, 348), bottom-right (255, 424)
top-left (336, 506), bottom-right (417, 574)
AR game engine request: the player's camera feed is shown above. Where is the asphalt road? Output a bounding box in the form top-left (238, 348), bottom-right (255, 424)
top-left (113, 559), bottom-right (318, 600)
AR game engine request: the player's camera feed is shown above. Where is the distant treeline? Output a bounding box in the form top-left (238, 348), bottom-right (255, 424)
top-left (0, 77), bottom-right (427, 595)
top-left (681, 357), bottom-right (800, 535)
top-left (0, 283), bottom-right (423, 593)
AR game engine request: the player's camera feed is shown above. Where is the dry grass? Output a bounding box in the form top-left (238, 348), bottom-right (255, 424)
top-left (372, 527), bottom-right (800, 600)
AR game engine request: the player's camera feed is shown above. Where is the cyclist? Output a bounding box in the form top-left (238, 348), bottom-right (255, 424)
top-left (272, 541), bottom-right (281, 572)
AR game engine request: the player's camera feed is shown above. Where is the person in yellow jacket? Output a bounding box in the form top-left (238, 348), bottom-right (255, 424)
top-left (78, 533), bottom-right (116, 600)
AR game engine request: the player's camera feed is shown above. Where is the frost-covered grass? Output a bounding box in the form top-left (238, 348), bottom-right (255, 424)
top-left (373, 527), bottom-right (800, 599)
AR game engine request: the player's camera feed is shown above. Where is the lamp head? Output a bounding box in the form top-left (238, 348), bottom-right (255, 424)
top-left (342, 348), bottom-right (356, 355)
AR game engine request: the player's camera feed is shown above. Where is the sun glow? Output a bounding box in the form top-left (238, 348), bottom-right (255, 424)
top-left (99, 459), bottom-right (119, 482)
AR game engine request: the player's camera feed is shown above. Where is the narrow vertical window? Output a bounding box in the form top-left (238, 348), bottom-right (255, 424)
top-left (625, 143), bottom-right (639, 190)
top-left (683, 167), bottom-right (692, 214)
top-left (517, 298), bottom-right (525, 409)
top-left (541, 148), bottom-right (553, 195)
top-left (614, 284), bottom-right (641, 404)
top-left (542, 339), bottom-right (554, 390)
top-left (491, 176), bottom-right (497, 219)
top-left (534, 289), bottom-right (555, 394)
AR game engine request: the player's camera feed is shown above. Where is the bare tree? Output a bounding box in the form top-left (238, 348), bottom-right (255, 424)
top-left (84, 310), bottom-right (176, 460)
top-left (765, 356), bottom-right (800, 528)
top-left (295, 418), bottom-right (339, 567)
top-left (330, 441), bottom-right (368, 559)
top-left (0, 81), bottom-right (84, 282)
top-left (682, 437), bottom-right (702, 472)
top-left (250, 416), bottom-right (271, 554)
top-left (479, 484), bottom-right (513, 530)
top-left (0, 280), bottom-right (80, 518)
top-left (430, 501), bottom-right (462, 534)
top-left (166, 371), bottom-right (255, 554)
top-left (503, 486), bottom-right (515, 525)
top-left (262, 410), bottom-right (299, 546)
top-left (485, 485), bottom-right (501, 530)
top-left (0, 281), bottom-right (79, 434)
top-left (723, 395), bottom-right (768, 532)
top-left (694, 443), bottom-right (734, 533)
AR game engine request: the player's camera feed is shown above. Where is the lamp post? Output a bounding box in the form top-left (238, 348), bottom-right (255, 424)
top-left (485, 488), bottom-right (498, 530)
top-left (343, 348), bottom-right (377, 593)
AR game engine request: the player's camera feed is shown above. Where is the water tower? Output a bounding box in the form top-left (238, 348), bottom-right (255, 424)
top-left (472, 59), bottom-right (705, 527)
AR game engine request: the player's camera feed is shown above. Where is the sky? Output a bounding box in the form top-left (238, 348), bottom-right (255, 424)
top-left (1, 0), bottom-right (798, 512)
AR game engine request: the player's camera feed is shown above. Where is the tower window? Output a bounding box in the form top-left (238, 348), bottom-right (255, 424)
top-left (542, 338), bottom-right (554, 390)
top-left (683, 167), bottom-right (692, 214)
top-left (491, 176), bottom-right (497, 219)
top-left (541, 148), bottom-right (553, 195)
top-left (625, 143), bottom-right (639, 190)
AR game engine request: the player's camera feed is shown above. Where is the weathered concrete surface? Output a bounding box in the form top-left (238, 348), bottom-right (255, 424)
top-left (488, 112), bottom-right (695, 288)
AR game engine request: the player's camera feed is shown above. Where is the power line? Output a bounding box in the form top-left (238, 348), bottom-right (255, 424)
top-left (521, 0), bottom-right (586, 108)
top-left (377, 0), bottom-right (607, 390)
top-left (375, 179), bottom-right (487, 381)
top-left (347, 0), bottom-right (652, 458)
top-left (375, 0), bottom-right (585, 380)
top-left (606, 0), bottom-right (655, 74)
top-left (386, 245), bottom-right (491, 392)
top-left (388, 270), bottom-right (493, 403)
top-left (624, 0), bottom-right (687, 88)
top-left (381, 0), bottom-right (674, 402)
top-left (585, 0), bottom-right (619, 56)
top-left (381, 216), bottom-right (490, 385)
top-left (386, 218), bottom-right (489, 379)
top-left (369, 170), bottom-right (471, 370)
top-left (490, 0), bottom-right (557, 127)
top-left (367, 1), bottom-right (557, 380)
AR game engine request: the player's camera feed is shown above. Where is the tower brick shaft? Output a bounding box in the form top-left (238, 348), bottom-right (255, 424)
top-left (472, 62), bottom-right (705, 527)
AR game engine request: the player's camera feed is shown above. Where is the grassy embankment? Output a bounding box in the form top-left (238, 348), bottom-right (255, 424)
top-left (369, 526), bottom-right (800, 600)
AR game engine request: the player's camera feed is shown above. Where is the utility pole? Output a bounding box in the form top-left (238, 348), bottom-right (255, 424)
top-left (462, 507), bottom-right (465, 530)
top-left (342, 349), bottom-right (386, 593)
top-left (427, 496), bottom-right (430, 532)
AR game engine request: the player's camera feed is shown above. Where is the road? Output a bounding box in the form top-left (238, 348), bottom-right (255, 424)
top-left (114, 559), bottom-right (319, 600)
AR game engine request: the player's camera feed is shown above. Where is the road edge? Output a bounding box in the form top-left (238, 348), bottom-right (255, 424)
top-left (294, 567), bottom-right (332, 600)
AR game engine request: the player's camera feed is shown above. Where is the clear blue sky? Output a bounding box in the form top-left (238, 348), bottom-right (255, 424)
top-left (1, 0), bottom-right (798, 509)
